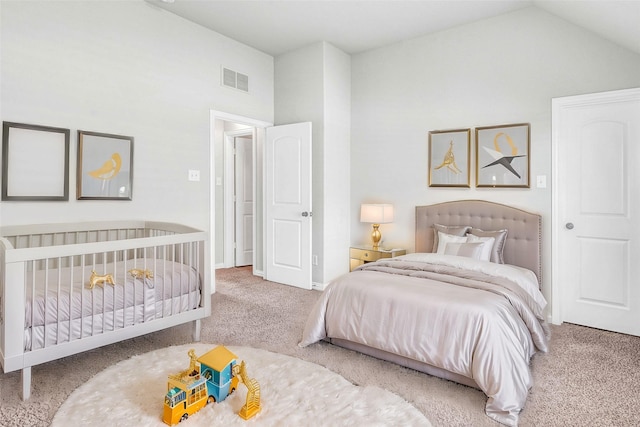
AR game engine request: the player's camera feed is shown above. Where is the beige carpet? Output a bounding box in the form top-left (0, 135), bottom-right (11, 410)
top-left (51, 344), bottom-right (430, 426)
top-left (2, 265), bottom-right (640, 426)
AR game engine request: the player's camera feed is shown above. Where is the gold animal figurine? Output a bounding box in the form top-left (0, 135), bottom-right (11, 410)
top-left (128, 268), bottom-right (154, 279)
top-left (87, 270), bottom-right (115, 289)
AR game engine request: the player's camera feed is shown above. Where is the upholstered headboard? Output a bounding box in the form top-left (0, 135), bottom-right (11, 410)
top-left (415, 200), bottom-right (542, 285)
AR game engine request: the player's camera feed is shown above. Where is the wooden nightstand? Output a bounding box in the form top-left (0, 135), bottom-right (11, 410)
top-left (349, 246), bottom-right (406, 271)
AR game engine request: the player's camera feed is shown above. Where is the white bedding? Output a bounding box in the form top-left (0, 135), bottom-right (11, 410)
top-left (23, 258), bottom-right (201, 351)
top-left (300, 253), bottom-right (549, 426)
top-left (395, 253), bottom-right (547, 311)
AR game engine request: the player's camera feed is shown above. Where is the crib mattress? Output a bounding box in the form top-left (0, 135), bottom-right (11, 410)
top-left (22, 258), bottom-right (201, 351)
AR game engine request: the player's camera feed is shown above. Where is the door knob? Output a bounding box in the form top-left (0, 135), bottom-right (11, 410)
top-left (565, 222), bottom-right (574, 230)
top-left (302, 212), bottom-right (309, 217)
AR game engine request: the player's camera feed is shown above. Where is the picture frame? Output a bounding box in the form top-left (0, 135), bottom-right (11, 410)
top-left (428, 128), bottom-right (471, 187)
top-left (476, 123), bottom-right (530, 188)
top-left (2, 121), bottom-right (70, 201)
top-left (77, 130), bottom-right (134, 200)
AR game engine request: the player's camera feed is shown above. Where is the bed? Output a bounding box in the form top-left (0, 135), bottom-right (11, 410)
top-left (0, 220), bottom-right (210, 400)
top-left (299, 200), bottom-right (549, 426)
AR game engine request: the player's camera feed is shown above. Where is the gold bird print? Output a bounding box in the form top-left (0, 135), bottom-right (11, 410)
top-left (434, 140), bottom-right (462, 174)
top-left (88, 153), bottom-right (122, 180)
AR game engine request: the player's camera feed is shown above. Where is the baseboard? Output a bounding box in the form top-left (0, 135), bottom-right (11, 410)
top-left (312, 281), bottom-right (326, 291)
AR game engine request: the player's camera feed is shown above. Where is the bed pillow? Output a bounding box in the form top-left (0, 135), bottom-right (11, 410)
top-left (464, 235), bottom-right (495, 262)
top-left (467, 228), bottom-right (508, 263)
top-left (435, 231), bottom-right (468, 254)
top-left (443, 242), bottom-right (485, 260)
top-left (432, 224), bottom-right (471, 252)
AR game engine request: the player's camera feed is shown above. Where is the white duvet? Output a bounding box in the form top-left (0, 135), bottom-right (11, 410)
top-left (300, 254), bottom-right (549, 426)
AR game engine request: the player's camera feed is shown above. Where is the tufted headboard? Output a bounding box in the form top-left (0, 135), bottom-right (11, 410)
top-left (415, 200), bottom-right (542, 285)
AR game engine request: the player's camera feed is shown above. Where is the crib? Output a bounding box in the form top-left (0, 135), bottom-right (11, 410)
top-left (0, 220), bottom-right (210, 400)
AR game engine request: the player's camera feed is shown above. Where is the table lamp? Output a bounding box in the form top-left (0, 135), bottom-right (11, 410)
top-left (360, 204), bottom-right (394, 249)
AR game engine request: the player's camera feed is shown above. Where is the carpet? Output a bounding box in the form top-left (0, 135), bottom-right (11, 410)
top-left (51, 343), bottom-right (431, 427)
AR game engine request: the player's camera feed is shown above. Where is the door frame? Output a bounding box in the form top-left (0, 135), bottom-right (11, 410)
top-left (550, 87), bottom-right (640, 325)
top-left (223, 128), bottom-right (254, 268)
top-left (210, 110), bottom-right (272, 285)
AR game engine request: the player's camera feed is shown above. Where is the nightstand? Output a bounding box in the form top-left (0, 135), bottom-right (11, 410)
top-left (349, 246), bottom-right (406, 271)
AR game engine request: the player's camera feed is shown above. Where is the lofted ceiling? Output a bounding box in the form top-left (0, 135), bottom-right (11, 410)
top-left (149, 0), bottom-right (640, 57)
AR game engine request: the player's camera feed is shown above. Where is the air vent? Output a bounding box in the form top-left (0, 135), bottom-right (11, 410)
top-left (222, 67), bottom-right (249, 93)
top-left (236, 72), bottom-right (249, 92)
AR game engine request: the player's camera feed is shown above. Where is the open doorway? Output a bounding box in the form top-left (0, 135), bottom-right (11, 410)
top-left (210, 110), bottom-right (312, 289)
top-left (224, 129), bottom-right (253, 267)
top-left (210, 110), bottom-right (271, 278)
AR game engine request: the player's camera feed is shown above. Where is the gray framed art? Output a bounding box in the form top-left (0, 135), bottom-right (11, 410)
top-left (476, 123), bottom-right (530, 188)
top-left (77, 130), bottom-right (134, 200)
top-left (2, 121), bottom-right (70, 201)
top-left (428, 128), bottom-right (471, 187)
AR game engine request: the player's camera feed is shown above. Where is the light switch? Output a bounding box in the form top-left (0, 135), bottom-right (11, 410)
top-left (536, 175), bottom-right (546, 188)
top-left (188, 170), bottom-right (200, 182)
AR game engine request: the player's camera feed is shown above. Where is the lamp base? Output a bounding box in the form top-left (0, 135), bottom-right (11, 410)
top-left (371, 224), bottom-right (381, 249)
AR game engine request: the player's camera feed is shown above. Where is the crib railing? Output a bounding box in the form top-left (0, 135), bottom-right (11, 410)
top-left (2, 221), bottom-right (183, 250)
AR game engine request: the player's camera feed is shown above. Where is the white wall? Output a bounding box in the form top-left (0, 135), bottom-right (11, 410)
top-left (322, 44), bottom-right (351, 283)
top-left (275, 42), bottom-right (351, 286)
top-left (275, 43), bottom-right (325, 284)
top-left (350, 7), bottom-right (640, 304)
top-left (0, 1), bottom-right (274, 232)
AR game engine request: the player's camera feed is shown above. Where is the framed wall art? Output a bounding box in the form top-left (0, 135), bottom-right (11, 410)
top-left (428, 128), bottom-right (471, 187)
top-left (77, 130), bottom-right (134, 200)
top-left (2, 121), bottom-right (70, 201)
top-left (476, 123), bottom-right (530, 188)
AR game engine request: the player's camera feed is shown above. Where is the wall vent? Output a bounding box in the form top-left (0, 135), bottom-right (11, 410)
top-left (222, 67), bottom-right (249, 93)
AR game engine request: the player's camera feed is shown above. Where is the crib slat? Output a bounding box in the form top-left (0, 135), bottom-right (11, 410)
top-left (111, 250), bottom-right (116, 332)
top-left (69, 254), bottom-right (74, 343)
top-left (121, 248), bottom-right (126, 330)
top-left (172, 244), bottom-right (177, 316)
top-left (161, 245), bottom-right (166, 318)
top-left (101, 252), bottom-right (106, 335)
top-left (152, 246), bottom-right (156, 321)
top-left (30, 262), bottom-right (36, 351)
top-left (56, 257), bottom-right (62, 345)
top-left (43, 259), bottom-right (48, 348)
top-left (90, 252), bottom-right (96, 337)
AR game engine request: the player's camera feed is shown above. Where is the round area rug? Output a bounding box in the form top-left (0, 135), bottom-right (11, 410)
top-left (52, 343), bottom-right (431, 426)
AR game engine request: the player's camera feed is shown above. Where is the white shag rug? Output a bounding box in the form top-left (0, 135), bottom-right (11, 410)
top-left (52, 343), bottom-right (431, 426)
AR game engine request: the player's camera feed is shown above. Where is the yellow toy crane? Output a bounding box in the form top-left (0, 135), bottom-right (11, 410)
top-left (234, 360), bottom-right (261, 420)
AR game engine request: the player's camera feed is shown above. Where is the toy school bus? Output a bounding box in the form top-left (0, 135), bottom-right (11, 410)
top-left (163, 375), bottom-right (209, 424)
top-left (163, 345), bottom-right (259, 425)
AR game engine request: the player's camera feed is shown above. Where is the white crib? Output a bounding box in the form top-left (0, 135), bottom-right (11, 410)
top-left (0, 220), bottom-right (210, 399)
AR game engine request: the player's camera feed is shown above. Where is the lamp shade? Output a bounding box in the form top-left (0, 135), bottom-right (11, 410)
top-left (360, 204), bottom-right (394, 224)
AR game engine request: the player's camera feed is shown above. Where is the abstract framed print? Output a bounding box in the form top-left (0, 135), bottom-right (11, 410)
top-left (476, 123), bottom-right (530, 188)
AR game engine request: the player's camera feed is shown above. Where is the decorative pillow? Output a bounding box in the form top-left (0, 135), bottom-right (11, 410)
top-left (436, 231), bottom-right (468, 254)
top-left (467, 228), bottom-right (508, 263)
top-left (432, 224), bottom-right (471, 252)
top-left (464, 234), bottom-right (495, 262)
top-left (443, 242), bottom-right (484, 260)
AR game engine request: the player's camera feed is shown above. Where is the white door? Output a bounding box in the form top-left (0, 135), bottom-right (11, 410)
top-left (234, 137), bottom-right (253, 266)
top-left (553, 88), bottom-right (640, 336)
top-left (265, 122), bottom-right (312, 289)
